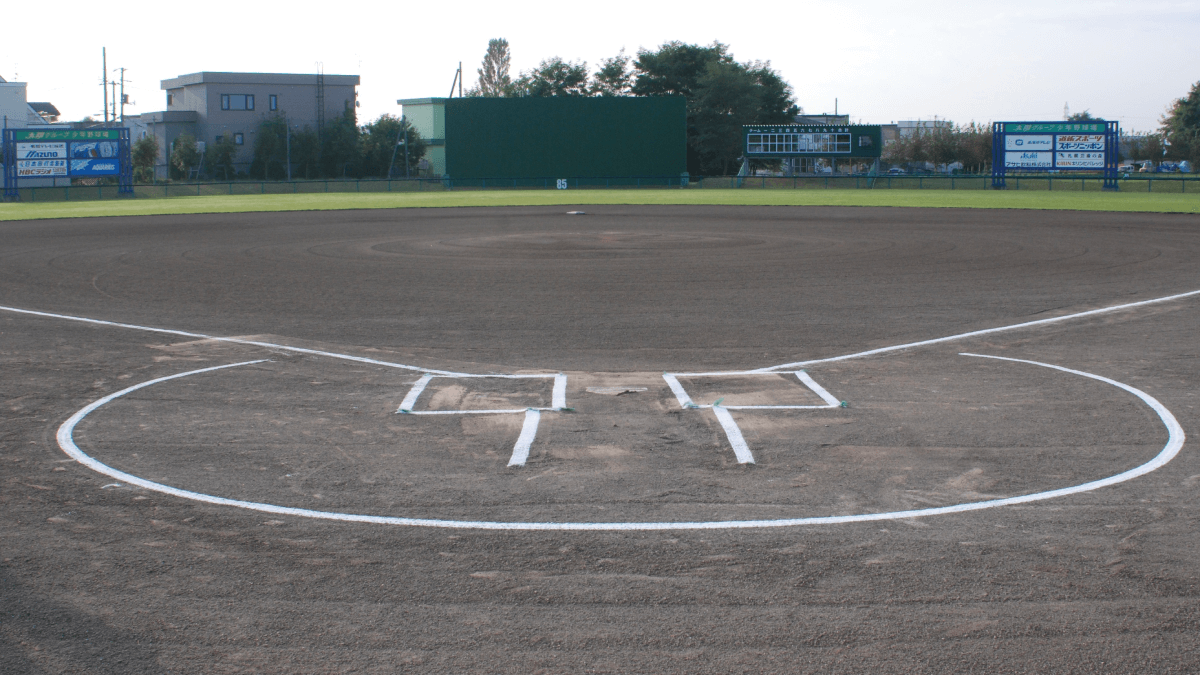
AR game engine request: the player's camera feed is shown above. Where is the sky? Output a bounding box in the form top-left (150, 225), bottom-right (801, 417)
top-left (7, 0), bottom-right (1198, 133)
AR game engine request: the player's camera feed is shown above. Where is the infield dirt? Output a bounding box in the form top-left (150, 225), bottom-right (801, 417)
top-left (2, 205), bottom-right (1199, 672)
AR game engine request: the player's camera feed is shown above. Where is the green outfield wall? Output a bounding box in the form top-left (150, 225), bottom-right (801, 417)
top-left (442, 96), bottom-right (686, 179)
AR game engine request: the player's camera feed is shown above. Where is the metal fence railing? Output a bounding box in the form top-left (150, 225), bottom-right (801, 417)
top-left (6, 174), bottom-right (1199, 202)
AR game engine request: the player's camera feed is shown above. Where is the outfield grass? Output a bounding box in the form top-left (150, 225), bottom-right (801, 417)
top-left (0, 188), bottom-right (1197, 221)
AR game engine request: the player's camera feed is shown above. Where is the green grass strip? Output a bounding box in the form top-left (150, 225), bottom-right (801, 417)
top-left (1, 188), bottom-right (1197, 221)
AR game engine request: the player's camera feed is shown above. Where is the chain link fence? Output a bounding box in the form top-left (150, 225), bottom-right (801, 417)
top-left (8, 174), bottom-right (1199, 202)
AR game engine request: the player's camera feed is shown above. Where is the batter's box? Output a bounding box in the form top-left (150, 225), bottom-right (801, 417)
top-left (396, 373), bottom-right (568, 467)
top-left (662, 370), bottom-right (844, 464)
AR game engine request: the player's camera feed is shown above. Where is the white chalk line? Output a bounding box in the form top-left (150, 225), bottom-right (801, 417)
top-left (711, 406), bottom-right (754, 464)
top-left (663, 371), bottom-right (841, 463)
top-left (508, 410), bottom-right (542, 467)
top-left (754, 289), bottom-right (1200, 372)
top-left (0, 305), bottom-right (557, 380)
top-left (56, 354), bottom-right (1185, 530)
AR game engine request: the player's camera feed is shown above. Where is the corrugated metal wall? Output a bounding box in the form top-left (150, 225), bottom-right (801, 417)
top-left (444, 96), bottom-right (686, 179)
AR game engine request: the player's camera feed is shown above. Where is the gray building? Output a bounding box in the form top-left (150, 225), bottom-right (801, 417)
top-left (126, 71), bottom-right (359, 179)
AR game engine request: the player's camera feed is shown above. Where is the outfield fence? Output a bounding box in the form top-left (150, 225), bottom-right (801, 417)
top-left (7, 174), bottom-right (1199, 202)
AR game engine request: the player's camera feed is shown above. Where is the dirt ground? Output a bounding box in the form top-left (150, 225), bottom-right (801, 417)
top-left (2, 205), bottom-right (1199, 673)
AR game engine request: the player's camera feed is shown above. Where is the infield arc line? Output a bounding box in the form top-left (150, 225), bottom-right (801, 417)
top-left (55, 354), bottom-right (1185, 530)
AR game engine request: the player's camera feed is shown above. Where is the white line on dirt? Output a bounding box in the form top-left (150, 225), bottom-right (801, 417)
top-left (712, 406), bottom-right (754, 464)
top-left (508, 410), bottom-right (542, 467)
top-left (755, 289), bottom-right (1200, 372)
top-left (54, 354), bottom-right (1185, 529)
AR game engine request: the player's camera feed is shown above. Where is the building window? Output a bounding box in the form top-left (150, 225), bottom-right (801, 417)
top-left (269, 95), bottom-right (278, 111)
top-left (747, 132), bottom-right (851, 154)
top-left (166, 93), bottom-right (173, 105)
top-left (220, 94), bottom-right (255, 111)
top-left (234, 133), bottom-right (244, 145)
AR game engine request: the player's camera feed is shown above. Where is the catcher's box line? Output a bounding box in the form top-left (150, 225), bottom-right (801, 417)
top-left (395, 373), bottom-right (569, 467)
top-left (54, 353), bottom-right (1184, 530)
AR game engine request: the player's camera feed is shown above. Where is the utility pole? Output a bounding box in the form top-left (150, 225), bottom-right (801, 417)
top-left (111, 81), bottom-right (118, 124)
top-left (118, 67), bottom-right (127, 123)
top-left (102, 48), bottom-right (108, 126)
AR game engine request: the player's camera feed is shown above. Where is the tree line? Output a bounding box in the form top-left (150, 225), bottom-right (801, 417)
top-left (466, 39), bottom-right (799, 175)
top-left (133, 110), bottom-right (428, 182)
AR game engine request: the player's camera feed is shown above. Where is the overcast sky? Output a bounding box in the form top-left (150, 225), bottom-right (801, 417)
top-left (8, 0), bottom-right (1198, 133)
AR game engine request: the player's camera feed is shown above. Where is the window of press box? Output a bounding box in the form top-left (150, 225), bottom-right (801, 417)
top-left (269, 95), bottom-right (278, 111)
top-left (234, 133), bottom-right (244, 145)
top-left (221, 94), bottom-right (255, 111)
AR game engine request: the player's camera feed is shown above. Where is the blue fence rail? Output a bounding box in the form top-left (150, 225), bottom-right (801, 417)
top-left (5, 174), bottom-right (1199, 202)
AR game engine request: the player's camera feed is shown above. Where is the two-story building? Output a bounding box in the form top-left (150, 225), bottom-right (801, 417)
top-left (126, 71), bottom-right (359, 179)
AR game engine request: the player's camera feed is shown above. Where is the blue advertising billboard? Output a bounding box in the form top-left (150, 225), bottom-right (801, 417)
top-left (3, 128), bottom-right (132, 200)
top-left (991, 121), bottom-right (1119, 190)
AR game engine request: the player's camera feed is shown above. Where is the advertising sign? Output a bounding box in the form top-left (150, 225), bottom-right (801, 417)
top-left (16, 142), bottom-right (68, 160)
top-left (5, 127), bottom-right (132, 201)
top-left (1003, 122), bottom-right (1106, 134)
top-left (992, 120), bottom-right (1119, 190)
top-left (1004, 151), bottom-right (1053, 169)
top-left (1004, 135), bottom-right (1054, 151)
top-left (13, 129), bottom-right (121, 141)
top-left (69, 159), bottom-right (120, 176)
top-left (17, 159), bottom-right (68, 177)
top-left (1055, 134), bottom-right (1105, 151)
top-left (70, 141), bottom-right (119, 159)
top-left (1055, 152), bottom-right (1105, 168)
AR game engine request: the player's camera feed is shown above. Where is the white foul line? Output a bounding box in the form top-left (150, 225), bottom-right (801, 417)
top-left (755, 289), bottom-right (1200, 372)
top-left (509, 409), bottom-right (542, 467)
top-left (54, 353), bottom-right (1185, 529)
top-left (0, 304), bottom-right (556, 379)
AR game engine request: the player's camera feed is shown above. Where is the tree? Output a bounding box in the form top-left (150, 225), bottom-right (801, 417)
top-left (204, 134), bottom-right (237, 180)
top-left (957, 121), bottom-right (993, 174)
top-left (1067, 110), bottom-right (1097, 121)
top-left (319, 106), bottom-right (363, 177)
top-left (633, 42), bottom-right (799, 175)
top-left (170, 133), bottom-right (199, 180)
top-left (474, 38), bottom-right (513, 97)
top-left (1161, 81), bottom-right (1200, 169)
top-left (691, 61), bottom-right (762, 175)
top-left (360, 114), bottom-right (427, 177)
top-left (591, 50), bottom-right (633, 96)
top-left (631, 41), bottom-right (732, 98)
top-left (249, 116), bottom-right (288, 179)
top-left (290, 128), bottom-right (320, 179)
top-left (514, 58), bottom-right (589, 97)
top-left (131, 136), bottom-right (158, 182)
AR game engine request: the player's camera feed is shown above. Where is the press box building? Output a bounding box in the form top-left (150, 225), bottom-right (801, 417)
top-left (397, 96), bottom-right (687, 180)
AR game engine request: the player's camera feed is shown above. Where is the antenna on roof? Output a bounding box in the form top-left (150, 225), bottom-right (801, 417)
top-left (449, 62), bottom-right (463, 98)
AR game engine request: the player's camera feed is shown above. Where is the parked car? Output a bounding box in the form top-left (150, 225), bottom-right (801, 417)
top-left (887, 168), bottom-right (906, 175)
top-left (1156, 162), bottom-right (1180, 173)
